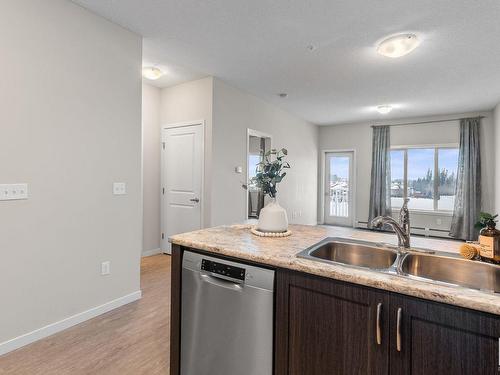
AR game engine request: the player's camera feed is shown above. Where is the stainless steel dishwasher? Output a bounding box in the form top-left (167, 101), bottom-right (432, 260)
top-left (181, 251), bottom-right (275, 375)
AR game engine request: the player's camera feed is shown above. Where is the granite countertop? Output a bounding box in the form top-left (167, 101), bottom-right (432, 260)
top-left (169, 224), bottom-right (500, 316)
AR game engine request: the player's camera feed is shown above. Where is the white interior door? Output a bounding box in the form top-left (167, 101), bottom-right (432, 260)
top-left (324, 151), bottom-right (354, 226)
top-left (161, 123), bottom-right (203, 253)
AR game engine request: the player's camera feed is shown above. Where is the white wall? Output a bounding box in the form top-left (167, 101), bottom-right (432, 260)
top-left (319, 111), bottom-right (494, 234)
top-left (0, 0), bottom-right (142, 346)
top-left (160, 77), bottom-right (214, 227)
top-left (495, 104), bottom-right (500, 215)
top-left (152, 77), bottom-right (318, 231)
top-left (142, 83), bottom-right (161, 254)
top-left (212, 79), bottom-right (319, 226)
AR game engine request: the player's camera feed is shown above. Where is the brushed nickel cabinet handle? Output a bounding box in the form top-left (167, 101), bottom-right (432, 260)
top-left (396, 307), bottom-right (403, 352)
top-left (376, 303), bottom-right (382, 345)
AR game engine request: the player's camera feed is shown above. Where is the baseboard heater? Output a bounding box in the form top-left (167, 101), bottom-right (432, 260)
top-left (356, 221), bottom-right (452, 239)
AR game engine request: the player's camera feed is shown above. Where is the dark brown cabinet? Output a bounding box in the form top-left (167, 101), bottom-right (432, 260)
top-left (275, 270), bottom-right (389, 375)
top-left (171, 247), bottom-right (500, 375)
top-left (276, 269), bottom-right (500, 375)
top-left (389, 294), bottom-right (500, 375)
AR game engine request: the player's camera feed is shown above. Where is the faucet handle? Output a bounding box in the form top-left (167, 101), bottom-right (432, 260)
top-left (402, 198), bottom-right (410, 208)
top-left (399, 199), bottom-right (411, 242)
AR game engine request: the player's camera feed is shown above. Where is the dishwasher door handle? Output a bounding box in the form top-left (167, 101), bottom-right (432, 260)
top-left (200, 272), bottom-right (243, 291)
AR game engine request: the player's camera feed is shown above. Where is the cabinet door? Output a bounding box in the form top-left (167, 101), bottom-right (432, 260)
top-left (275, 270), bottom-right (389, 375)
top-left (389, 294), bottom-right (500, 375)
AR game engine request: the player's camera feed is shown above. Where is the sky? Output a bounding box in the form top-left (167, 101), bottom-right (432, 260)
top-left (330, 156), bottom-right (350, 179)
top-left (328, 148), bottom-right (459, 183)
top-left (391, 148), bottom-right (458, 181)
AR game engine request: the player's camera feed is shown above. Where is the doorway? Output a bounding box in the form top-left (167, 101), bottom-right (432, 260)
top-left (161, 122), bottom-right (204, 253)
top-left (246, 129), bottom-right (272, 219)
top-left (323, 151), bottom-right (355, 226)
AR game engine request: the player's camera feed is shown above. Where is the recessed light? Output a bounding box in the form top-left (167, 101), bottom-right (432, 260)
top-left (376, 105), bottom-right (393, 114)
top-left (278, 93), bottom-right (288, 98)
top-left (142, 66), bottom-right (164, 80)
top-left (377, 33), bottom-right (420, 58)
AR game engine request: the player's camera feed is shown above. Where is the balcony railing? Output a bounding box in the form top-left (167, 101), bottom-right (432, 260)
top-left (329, 189), bottom-right (349, 217)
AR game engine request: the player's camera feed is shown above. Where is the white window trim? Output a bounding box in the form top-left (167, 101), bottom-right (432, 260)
top-left (390, 144), bottom-right (459, 214)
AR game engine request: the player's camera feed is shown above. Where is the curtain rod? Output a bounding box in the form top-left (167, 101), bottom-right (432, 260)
top-left (371, 116), bottom-right (485, 128)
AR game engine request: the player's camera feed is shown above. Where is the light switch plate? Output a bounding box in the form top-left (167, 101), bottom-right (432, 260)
top-left (113, 182), bottom-right (126, 195)
top-left (101, 261), bottom-right (111, 275)
top-left (0, 184), bottom-right (28, 201)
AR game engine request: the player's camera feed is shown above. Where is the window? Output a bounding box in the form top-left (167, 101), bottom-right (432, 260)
top-left (390, 146), bottom-right (459, 212)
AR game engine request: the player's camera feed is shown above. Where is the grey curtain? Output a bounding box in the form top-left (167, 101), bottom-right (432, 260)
top-left (368, 126), bottom-right (391, 225)
top-left (449, 118), bottom-right (481, 240)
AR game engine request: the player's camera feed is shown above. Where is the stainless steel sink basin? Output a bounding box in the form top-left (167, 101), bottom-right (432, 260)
top-left (298, 237), bottom-right (500, 293)
top-left (297, 238), bottom-right (398, 270)
top-left (401, 253), bottom-right (500, 293)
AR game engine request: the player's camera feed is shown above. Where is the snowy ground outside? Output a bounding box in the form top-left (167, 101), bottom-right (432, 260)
top-left (329, 196), bottom-right (455, 218)
top-left (392, 196), bottom-right (455, 211)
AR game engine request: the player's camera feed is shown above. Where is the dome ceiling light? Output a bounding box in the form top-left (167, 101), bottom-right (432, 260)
top-left (142, 66), bottom-right (164, 80)
top-left (376, 105), bottom-right (393, 114)
top-left (377, 33), bottom-right (420, 58)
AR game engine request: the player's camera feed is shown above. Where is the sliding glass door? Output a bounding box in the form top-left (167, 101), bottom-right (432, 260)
top-left (324, 152), bottom-right (354, 226)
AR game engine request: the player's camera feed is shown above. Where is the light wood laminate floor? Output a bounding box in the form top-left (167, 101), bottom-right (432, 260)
top-left (0, 254), bottom-right (171, 375)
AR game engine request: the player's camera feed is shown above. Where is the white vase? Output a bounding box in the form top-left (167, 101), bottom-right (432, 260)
top-left (257, 198), bottom-right (288, 233)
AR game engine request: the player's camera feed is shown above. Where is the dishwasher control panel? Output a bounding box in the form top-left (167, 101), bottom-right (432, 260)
top-left (201, 259), bottom-right (246, 281)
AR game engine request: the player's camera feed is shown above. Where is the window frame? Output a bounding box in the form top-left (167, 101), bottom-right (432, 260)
top-left (390, 143), bottom-right (459, 214)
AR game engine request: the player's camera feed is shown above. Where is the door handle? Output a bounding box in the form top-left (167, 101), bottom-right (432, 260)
top-left (376, 302), bottom-right (382, 345)
top-left (190, 198), bottom-right (200, 203)
top-left (396, 307), bottom-right (403, 352)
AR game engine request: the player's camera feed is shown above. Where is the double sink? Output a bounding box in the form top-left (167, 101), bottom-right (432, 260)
top-left (297, 237), bottom-right (500, 293)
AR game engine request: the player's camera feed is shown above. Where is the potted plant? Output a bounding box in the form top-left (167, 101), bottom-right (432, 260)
top-left (475, 212), bottom-right (499, 230)
top-left (252, 148), bottom-right (290, 232)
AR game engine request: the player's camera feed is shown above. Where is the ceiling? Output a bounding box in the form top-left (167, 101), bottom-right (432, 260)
top-left (72, 0), bottom-right (500, 125)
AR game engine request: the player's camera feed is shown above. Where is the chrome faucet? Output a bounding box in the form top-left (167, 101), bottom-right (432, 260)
top-left (370, 199), bottom-right (411, 249)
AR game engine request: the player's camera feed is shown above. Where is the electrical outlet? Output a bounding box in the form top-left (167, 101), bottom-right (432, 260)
top-left (101, 261), bottom-right (111, 275)
top-left (0, 184), bottom-right (28, 201)
top-left (113, 182), bottom-right (126, 195)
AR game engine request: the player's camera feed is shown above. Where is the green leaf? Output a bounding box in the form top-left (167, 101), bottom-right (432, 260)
top-left (251, 146), bottom-right (291, 198)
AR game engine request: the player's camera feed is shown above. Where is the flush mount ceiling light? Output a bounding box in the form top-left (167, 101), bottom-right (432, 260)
top-left (376, 105), bottom-right (393, 114)
top-left (142, 66), bottom-right (164, 80)
top-left (376, 33), bottom-right (420, 58)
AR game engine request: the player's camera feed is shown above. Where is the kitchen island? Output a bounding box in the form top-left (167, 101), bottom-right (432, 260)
top-left (169, 224), bottom-right (500, 375)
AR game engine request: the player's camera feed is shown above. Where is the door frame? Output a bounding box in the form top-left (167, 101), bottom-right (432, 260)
top-left (320, 149), bottom-right (356, 227)
top-left (161, 120), bottom-right (205, 252)
top-left (246, 128), bottom-right (272, 220)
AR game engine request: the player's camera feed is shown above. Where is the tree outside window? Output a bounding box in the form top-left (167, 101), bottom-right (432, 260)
top-left (390, 147), bottom-right (458, 212)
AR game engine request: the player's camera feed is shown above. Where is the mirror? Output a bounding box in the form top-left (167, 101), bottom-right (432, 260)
top-left (247, 129), bottom-right (272, 219)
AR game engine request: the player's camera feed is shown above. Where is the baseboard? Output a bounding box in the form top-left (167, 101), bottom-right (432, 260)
top-left (0, 290), bottom-right (142, 356)
top-left (142, 248), bottom-right (162, 257)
